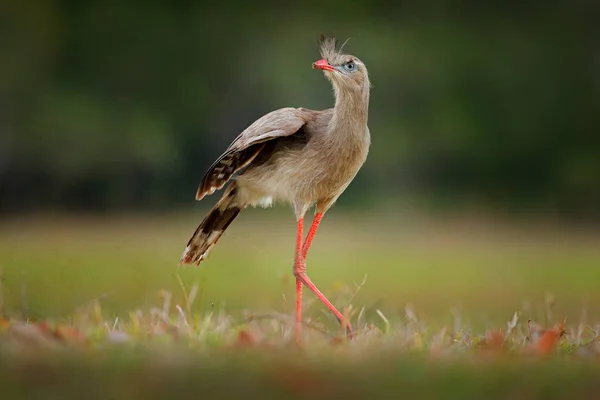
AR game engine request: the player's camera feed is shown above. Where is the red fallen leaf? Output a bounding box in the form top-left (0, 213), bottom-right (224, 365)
top-left (330, 337), bottom-right (344, 346)
top-left (234, 329), bottom-right (255, 347)
top-left (0, 318), bottom-right (10, 329)
top-left (35, 321), bottom-right (53, 335)
top-left (53, 327), bottom-right (88, 345)
top-left (537, 331), bottom-right (561, 355)
top-left (537, 322), bottom-right (566, 355)
top-left (482, 329), bottom-right (506, 352)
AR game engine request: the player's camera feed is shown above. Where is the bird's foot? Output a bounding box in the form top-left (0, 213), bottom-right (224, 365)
top-left (294, 271), bottom-right (354, 340)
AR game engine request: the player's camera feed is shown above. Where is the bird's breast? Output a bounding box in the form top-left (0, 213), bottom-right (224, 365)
top-left (236, 125), bottom-right (370, 207)
top-left (304, 126), bottom-right (370, 198)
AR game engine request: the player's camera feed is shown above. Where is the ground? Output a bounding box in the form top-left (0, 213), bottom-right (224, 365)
top-left (1, 209), bottom-right (599, 398)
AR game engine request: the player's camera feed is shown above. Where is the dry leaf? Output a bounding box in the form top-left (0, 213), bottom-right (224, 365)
top-left (485, 330), bottom-right (506, 351)
top-left (53, 326), bottom-right (88, 345)
top-left (537, 322), bottom-right (566, 355)
top-left (234, 329), bottom-right (255, 347)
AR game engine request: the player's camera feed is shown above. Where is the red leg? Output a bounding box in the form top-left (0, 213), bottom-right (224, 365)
top-left (295, 273), bottom-right (354, 338)
top-left (293, 218), bottom-right (305, 342)
top-left (302, 212), bottom-right (323, 260)
top-left (295, 212), bottom-right (354, 338)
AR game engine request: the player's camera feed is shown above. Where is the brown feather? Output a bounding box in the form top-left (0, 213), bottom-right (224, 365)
top-left (194, 107), bottom-right (308, 201)
top-left (182, 183), bottom-right (242, 265)
top-left (196, 142), bottom-right (266, 200)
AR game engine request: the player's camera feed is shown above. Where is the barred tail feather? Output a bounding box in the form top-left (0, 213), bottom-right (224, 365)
top-left (180, 184), bottom-right (243, 265)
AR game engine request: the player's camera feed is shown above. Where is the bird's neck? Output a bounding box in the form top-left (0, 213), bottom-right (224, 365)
top-left (329, 87), bottom-right (369, 140)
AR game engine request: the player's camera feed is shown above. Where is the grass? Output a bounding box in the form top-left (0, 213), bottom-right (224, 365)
top-left (1, 209), bottom-right (600, 398)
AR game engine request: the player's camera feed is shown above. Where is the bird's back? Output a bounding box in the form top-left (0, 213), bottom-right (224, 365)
top-left (235, 107), bottom-right (369, 213)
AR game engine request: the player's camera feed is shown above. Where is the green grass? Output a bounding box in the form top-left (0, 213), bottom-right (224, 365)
top-left (1, 210), bottom-right (600, 398)
top-left (1, 210), bottom-right (599, 323)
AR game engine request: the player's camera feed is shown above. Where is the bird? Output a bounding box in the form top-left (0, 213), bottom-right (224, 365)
top-left (180, 35), bottom-right (371, 340)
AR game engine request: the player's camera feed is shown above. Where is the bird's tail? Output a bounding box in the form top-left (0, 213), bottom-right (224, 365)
top-left (180, 183), bottom-right (244, 265)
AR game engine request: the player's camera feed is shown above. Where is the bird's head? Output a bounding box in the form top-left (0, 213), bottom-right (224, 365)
top-left (312, 34), bottom-right (370, 96)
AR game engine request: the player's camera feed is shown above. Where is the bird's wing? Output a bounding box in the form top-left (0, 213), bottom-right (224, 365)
top-left (195, 107), bottom-right (309, 200)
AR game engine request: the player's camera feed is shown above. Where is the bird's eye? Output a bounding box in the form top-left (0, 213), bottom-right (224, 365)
top-left (344, 61), bottom-right (357, 71)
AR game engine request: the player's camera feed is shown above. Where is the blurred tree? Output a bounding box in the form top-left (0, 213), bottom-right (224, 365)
top-left (0, 0), bottom-right (598, 219)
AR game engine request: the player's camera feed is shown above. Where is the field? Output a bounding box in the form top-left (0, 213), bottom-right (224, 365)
top-left (1, 209), bottom-right (600, 398)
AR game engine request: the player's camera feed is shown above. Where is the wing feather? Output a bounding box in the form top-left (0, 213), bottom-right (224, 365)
top-left (195, 107), bottom-right (308, 200)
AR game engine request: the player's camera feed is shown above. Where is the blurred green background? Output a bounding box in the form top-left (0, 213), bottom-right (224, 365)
top-left (1, 0), bottom-right (599, 325)
top-left (2, 0), bottom-right (599, 217)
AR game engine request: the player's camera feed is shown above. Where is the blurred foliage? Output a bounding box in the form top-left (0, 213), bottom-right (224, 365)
top-left (0, 0), bottom-right (598, 218)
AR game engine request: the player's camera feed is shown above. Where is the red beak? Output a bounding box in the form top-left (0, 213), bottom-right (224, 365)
top-left (312, 59), bottom-right (335, 72)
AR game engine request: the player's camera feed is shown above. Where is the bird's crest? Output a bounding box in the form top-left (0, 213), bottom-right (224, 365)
top-left (319, 34), bottom-right (350, 64)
